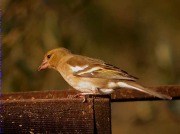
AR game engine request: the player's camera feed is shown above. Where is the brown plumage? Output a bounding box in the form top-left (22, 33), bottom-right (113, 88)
top-left (38, 47), bottom-right (172, 100)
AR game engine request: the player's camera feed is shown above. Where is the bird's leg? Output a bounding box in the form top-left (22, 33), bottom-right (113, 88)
top-left (67, 88), bottom-right (100, 102)
top-left (89, 88), bottom-right (100, 99)
top-left (74, 87), bottom-right (101, 102)
top-left (68, 93), bottom-right (94, 102)
top-left (75, 93), bottom-right (95, 102)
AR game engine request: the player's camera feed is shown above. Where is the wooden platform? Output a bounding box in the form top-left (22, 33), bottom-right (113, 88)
top-left (1, 85), bottom-right (180, 133)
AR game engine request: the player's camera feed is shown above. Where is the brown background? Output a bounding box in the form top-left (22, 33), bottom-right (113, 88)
top-left (2, 0), bottom-right (180, 133)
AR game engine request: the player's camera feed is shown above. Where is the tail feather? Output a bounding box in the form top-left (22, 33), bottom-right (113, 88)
top-left (117, 81), bottom-right (172, 100)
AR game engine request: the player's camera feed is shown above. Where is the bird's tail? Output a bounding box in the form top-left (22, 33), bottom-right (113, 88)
top-left (117, 81), bottom-right (172, 100)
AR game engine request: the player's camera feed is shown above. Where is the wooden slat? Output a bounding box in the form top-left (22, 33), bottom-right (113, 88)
top-left (1, 92), bottom-right (111, 134)
top-left (111, 85), bottom-right (180, 102)
top-left (1, 99), bottom-right (94, 133)
top-left (2, 90), bottom-right (77, 100)
top-left (2, 85), bottom-right (180, 102)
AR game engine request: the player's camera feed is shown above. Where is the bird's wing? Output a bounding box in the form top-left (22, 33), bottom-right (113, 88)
top-left (67, 55), bottom-right (138, 81)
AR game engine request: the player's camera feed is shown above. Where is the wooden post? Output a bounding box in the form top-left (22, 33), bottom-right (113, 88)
top-left (94, 97), bottom-right (111, 134)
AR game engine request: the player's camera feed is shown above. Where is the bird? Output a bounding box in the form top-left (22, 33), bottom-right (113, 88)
top-left (38, 47), bottom-right (172, 101)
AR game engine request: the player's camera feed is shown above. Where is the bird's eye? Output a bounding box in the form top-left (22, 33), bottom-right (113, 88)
top-left (47, 54), bottom-right (51, 59)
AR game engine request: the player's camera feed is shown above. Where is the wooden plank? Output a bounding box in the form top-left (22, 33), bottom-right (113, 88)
top-left (2, 85), bottom-right (180, 102)
top-left (1, 92), bottom-right (112, 134)
top-left (1, 99), bottom-right (94, 133)
top-left (2, 90), bottom-right (77, 100)
top-left (1, 85), bottom-right (179, 133)
top-left (111, 85), bottom-right (180, 102)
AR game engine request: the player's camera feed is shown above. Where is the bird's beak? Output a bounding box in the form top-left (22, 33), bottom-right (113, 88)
top-left (38, 59), bottom-right (49, 71)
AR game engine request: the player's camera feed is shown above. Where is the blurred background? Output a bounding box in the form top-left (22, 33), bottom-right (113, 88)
top-left (2, 0), bottom-right (180, 133)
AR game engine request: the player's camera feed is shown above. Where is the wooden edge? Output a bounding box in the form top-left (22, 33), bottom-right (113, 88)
top-left (2, 90), bottom-right (77, 101)
top-left (111, 85), bottom-right (180, 102)
top-left (2, 85), bottom-right (180, 102)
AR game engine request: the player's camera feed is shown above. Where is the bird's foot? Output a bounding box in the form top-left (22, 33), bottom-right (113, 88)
top-left (67, 93), bottom-right (87, 102)
top-left (77, 93), bottom-right (103, 102)
top-left (76, 94), bottom-right (88, 103)
top-left (68, 93), bottom-right (97, 102)
top-left (76, 93), bottom-right (95, 102)
top-left (67, 94), bottom-right (77, 98)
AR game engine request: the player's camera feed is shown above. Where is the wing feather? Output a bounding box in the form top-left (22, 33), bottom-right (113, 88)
top-left (67, 55), bottom-right (138, 81)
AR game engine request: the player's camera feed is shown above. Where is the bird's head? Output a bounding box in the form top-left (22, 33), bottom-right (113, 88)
top-left (38, 47), bottom-right (71, 71)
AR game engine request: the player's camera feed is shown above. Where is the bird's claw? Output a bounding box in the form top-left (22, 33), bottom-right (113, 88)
top-left (67, 94), bottom-right (87, 103)
top-left (67, 94), bottom-right (77, 98)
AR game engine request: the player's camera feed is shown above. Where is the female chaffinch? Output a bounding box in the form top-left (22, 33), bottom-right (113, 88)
top-left (38, 48), bottom-right (172, 101)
